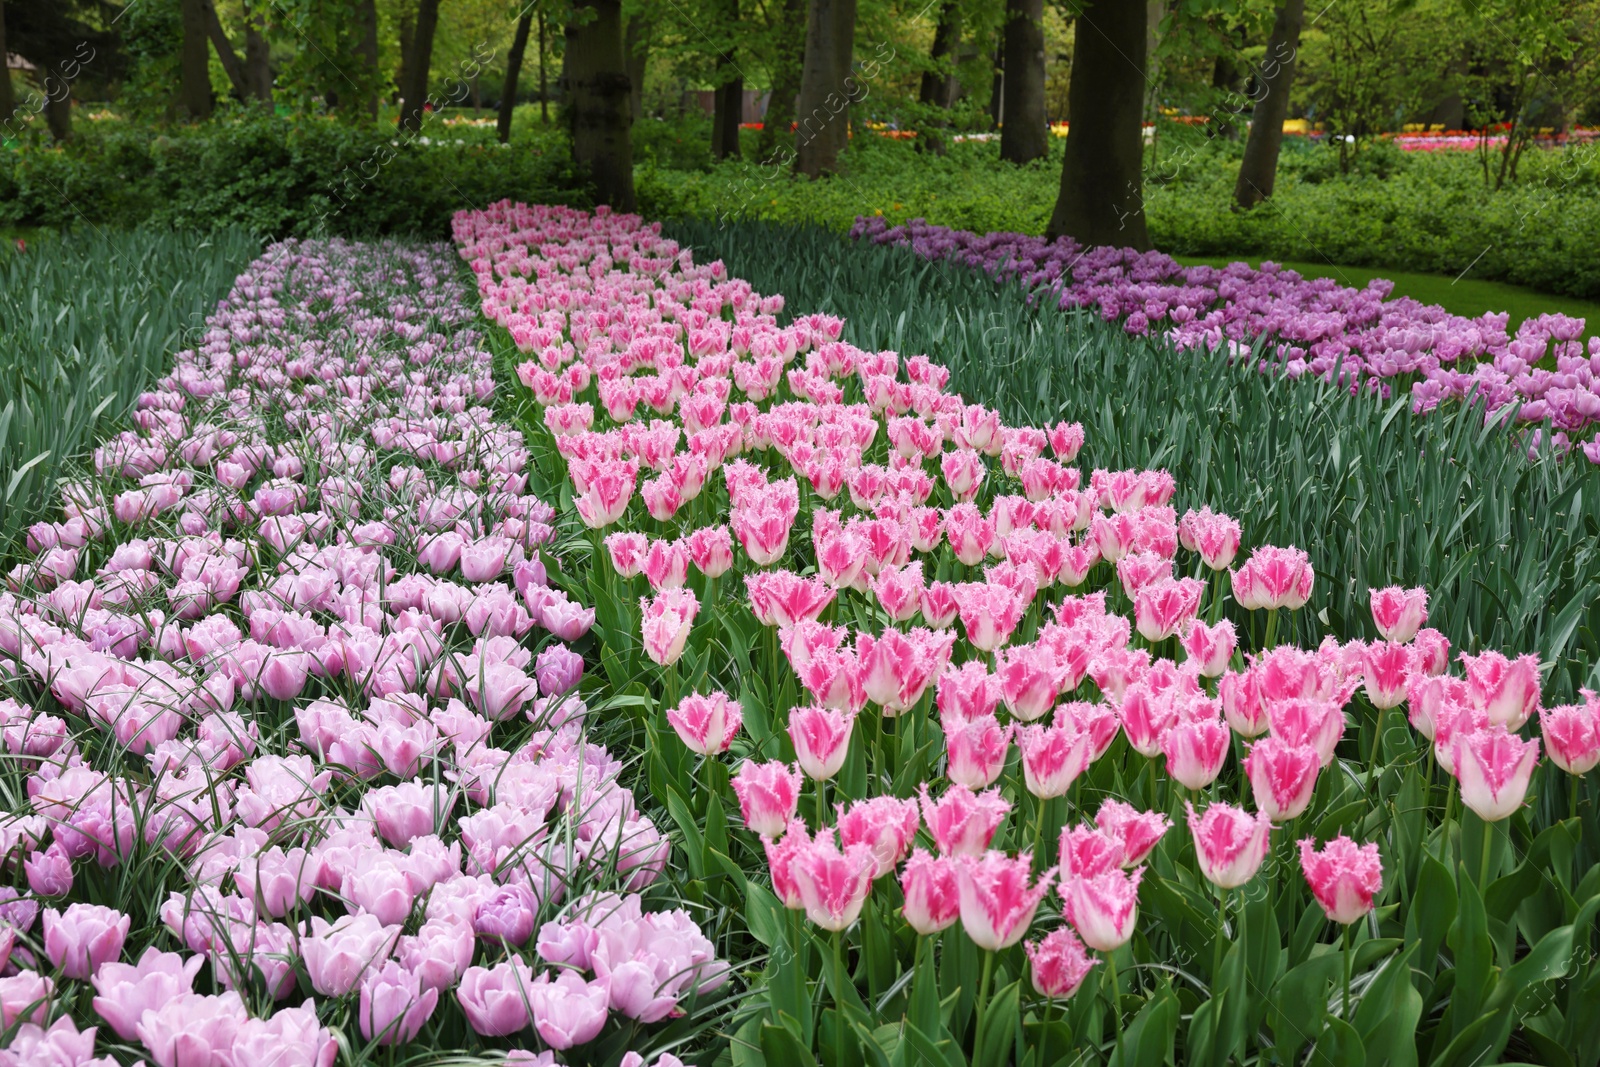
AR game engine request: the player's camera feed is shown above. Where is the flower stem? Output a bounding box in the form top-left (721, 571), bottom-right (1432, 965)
top-left (1105, 950), bottom-right (1122, 1053)
top-left (975, 949), bottom-right (995, 1059)
top-left (816, 777), bottom-right (827, 831)
top-left (1367, 706), bottom-right (1384, 785)
top-left (1213, 887), bottom-right (1228, 990)
top-left (1263, 607), bottom-right (1279, 651)
top-left (1032, 795), bottom-right (1048, 873)
top-left (1479, 815), bottom-right (1495, 889)
top-left (832, 930), bottom-right (847, 1067)
top-left (1341, 923), bottom-right (1354, 1021)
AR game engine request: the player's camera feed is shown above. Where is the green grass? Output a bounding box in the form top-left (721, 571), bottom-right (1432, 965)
top-left (0, 228), bottom-right (261, 555)
top-left (666, 218), bottom-right (1600, 711)
top-left (1172, 254), bottom-right (1600, 337)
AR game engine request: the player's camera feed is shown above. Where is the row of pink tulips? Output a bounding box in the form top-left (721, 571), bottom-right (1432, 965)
top-left (457, 201), bottom-right (1598, 1065)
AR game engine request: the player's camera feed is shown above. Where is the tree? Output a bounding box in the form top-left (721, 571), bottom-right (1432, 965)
top-left (397, 0), bottom-right (440, 130)
top-left (243, 4), bottom-right (271, 102)
top-left (757, 0), bottom-right (806, 160)
top-left (794, 0), bottom-right (857, 176)
top-left (564, 0), bottom-right (635, 208)
top-left (179, 0), bottom-right (213, 118)
top-left (499, 6), bottom-right (534, 141)
top-left (1046, 0), bottom-right (1149, 248)
top-left (624, 12), bottom-right (650, 119)
top-left (999, 0), bottom-right (1046, 162)
top-left (920, 0), bottom-right (960, 108)
top-left (353, 0), bottom-right (380, 116)
top-left (0, 1), bottom-right (15, 123)
top-left (1233, 0), bottom-right (1304, 207)
top-left (711, 0), bottom-right (741, 159)
top-left (203, 0), bottom-right (250, 101)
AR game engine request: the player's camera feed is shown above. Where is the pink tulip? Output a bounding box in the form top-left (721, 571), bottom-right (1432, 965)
top-left (936, 660), bottom-right (1001, 724)
top-left (918, 783), bottom-right (1010, 856)
top-left (816, 527), bottom-right (871, 590)
top-left (1093, 799), bottom-right (1170, 867)
top-left (0, 970), bottom-right (52, 1030)
top-left (41, 903), bottom-right (128, 980)
top-left (640, 588), bottom-right (698, 667)
top-left (792, 835), bottom-right (876, 930)
top-left (540, 596), bottom-right (596, 640)
top-left (686, 525), bottom-right (734, 578)
top-left (574, 461), bottom-right (637, 528)
top-left (605, 532), bottom-right (648, 577)
top-left (1244, 736), bottom-right (1320, 821)
top-left (365, 779), bottom-right (449, 848)
top-left (1406, 672), bottom-right (1467, 742)
top-left (955, 850), bottom-right (1052, 951)
top-left (995, 643), bottom-right (1065, 722)
top-left (731, 760), bottom-right (803, 838)
top-left (1162, 715), bottom-right (1230, 791)
top-left (1412, 628), bottom-right (1451, 675)
top-left (1185, 801), bottom-right (1272, 889)
top-left (1267, 698), bottom-right (1345, 767)
top-left (91, 946), bottom-right (204, 1041)
top-left (945, 715), bottom-right (1013, 789)
top-left (921, 581), bottom-right (960, 628)
top-left (457, 959), bottom-right (536, 1036)
top-left (1369, 585), bottom-right (1428, 643)
top-left (788, 705), bottom-right (856, 780)
top-left (230, 1001), bottom-right (338, 1067)
top-left (474, 884), bottom-right (538, 946)
top-left (666, 691), bottom-right (743, 755)
top-left (360, 960), bottom-right (439, 1046)
top-left (640, 538), bottom-right (690, 591)
top-left (870, 563), bottom-right (926, 622)
top-left (1229, 545), bottom-right (1313, 611)
top-left (858, 627), bottom-right (950, 713)
top-left (837, 796), bottom-right (920, 878)
top-left (1026, 928), bottom-right (1099, 999)
top-left (1219, 668), bottom-right (1268, 737)
top-left (1299, 835), bottom-right (1382, 924)
top-left (1454, 725), bottom-right (1540, 821)
top-left (526, 970), bottom-right (609, 1049)
top-left (746, 570), bottom-right (834, 627)
top-left (1182, 619), bottom-right (1236, 678)
top-left (1016, 722), bottom-right (1091, 798)
top-left (1460, 650), bottom-right (1541, 729)
top-left (259, 651), bottom-right (309, 701)
top-left (1134, 578), bottom-right (1204, 642)
top-left (764, 820), bottom-right (810, 908)
top-left (302, 913), bottom-right (400, 997)
top-left (1361, 642), bottom-right (1413, 710)
top-left (1, 1016), bottom-right (99, 1067)
top-left (1178, 507), bottom-right (1241, 570)
top-left (24, 845), bottom-right (72, 897)
top-left (900, 848), bottom-right (960, 934)
top-left (1061, 866), bottom-right (1143, 952)
top-left (135, 991), bottom-right (249, 1067)
top-left (1540, 694), bottom-right (1600, 774)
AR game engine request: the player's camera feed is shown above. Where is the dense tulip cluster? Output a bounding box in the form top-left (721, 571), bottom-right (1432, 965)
top-left (0, 240), bottom-right (717, 1064)
top-left (852, 215), bottom-right (1600, 457)
top-left (458, 202), bottom-right (1598, 1065)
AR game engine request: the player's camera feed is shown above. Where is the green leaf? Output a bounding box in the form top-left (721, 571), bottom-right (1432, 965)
top-left (759, 1019), bottom-right (819, 1067)
top-left (1445, 867), bottom-right (1494, 1040)
top-left (1405, 853), bottom-right (1457, 980)
top-left (1108, 985), bottom-right (1179, 1067)
top-left (1272, 954), bottom-right (1341, 1064)
top-left (1312, 1017), bottom-right (1368, 1067)
top-left (974, 980), bottom-right (1021, 1067)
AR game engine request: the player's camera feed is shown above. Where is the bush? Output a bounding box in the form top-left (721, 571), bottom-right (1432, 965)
top-left (0, 110), bottom-right (590, 237)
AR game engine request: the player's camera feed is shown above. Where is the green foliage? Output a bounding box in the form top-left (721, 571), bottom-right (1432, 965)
top-left (0, 227), bottom-right (260, 553)
top-left (639, 130), bottom-right (1600, 300)
top-left (665, 218), bottom-right (1600, 704)
top-left (0, 111), bottom-right (589, 236)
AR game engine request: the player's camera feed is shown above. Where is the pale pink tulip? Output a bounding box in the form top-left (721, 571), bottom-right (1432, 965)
top-left (1454, 725), bottom-right (1540, 821)
top-left (1299, 835), bottom-right (1382, 924)
top-left (1540, 694), bottom-right (1600, 774)
top-left (1369, 585), bottom-right (1428, 643)
top-left (1061, 867), bottom-right (1143, 952)
top-left (665, 691), bottom-right (743, 755)
top-left (640, 588), bottom-right (698, 666)
top-left (900, 848), bottom-right (960, 934)
top-left (792, 835), bottom-right (876, 930)
top-left (1185, 801), bottom-right (1271, 889)
top-left (788, 705), bottom-right (856, 780)
top-left (731, 760), bottom-right (803, 838)
top-left (1244, 736), bottom-right (1320, 821)
top-left (955, 850), bottom-right (1052, 951)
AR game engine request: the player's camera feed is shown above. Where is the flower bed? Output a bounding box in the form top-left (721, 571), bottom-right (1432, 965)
top-left (459, 201), bottom-right (1600, 1066)
top-left (851, 215), bottom-right (1600, 459)
top-left (0, 238), bottom-right (724, 1064)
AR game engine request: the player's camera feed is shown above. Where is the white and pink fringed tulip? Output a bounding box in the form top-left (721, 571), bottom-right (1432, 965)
top-left (1026, 928), bottom-right (1099, 999)
top-left (1185, 801), bottom-right (1272, 889)
top-left (787, 705), bottom-right (856, 780)
top-left (1299, 835), bottom-right (1382, 924)
top-left (900, 849), bottom-right (960, 934)
top-left (1244, 736), bottom-right (1321, 821)
top-left (731, 761), bottom-right (803, 838)
top-left (665, 692), bottom-right (743, 755)
top-left (1230, 545), bottom-right (1314, 611)
top-left (791, 835), bottom-right (875, 931)
top-left (640, 588), bottom-right (698, 667)
top-left (1453, 725), bottom-right (1540, 821)
top-left (1369, 586), bottom-right (1428, 643)
top-left (954, 850), bottom-right (1052, 951)
top-left (1540, 693), bottom-right (1600, 775)
top-left (1061, 866), bottom-right (1144, 952)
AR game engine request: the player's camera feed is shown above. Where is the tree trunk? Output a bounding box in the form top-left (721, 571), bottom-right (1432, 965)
top-left (999, 0), bottom-right (1046, 163)
top-left (794, 0), bottom-right (857, 178)
top-left (0, 1), bottom-right (15, 124)
top-left (179, 0), bottom-right (214, 119)
top-left (1046, 0), bottom-right (1149, 249)
top-left (1233, 0), bottom-right (1304, 208)
top-left (564, 0), bottom-right (636, 209)
top-left (397, 0), bottom-right (440, 131)
top-left (919, 0), bottom-right (959, 107)
top-left (203, 0), bottom-right (249, 101)
top-left (243, 7), bottom-right (272, 103)
top-left (758, 0), bottom-right (806, 160)
top-left (42, 67), bottom-right (71, 140)
top-left (1209, 48), bottom-right (1241, 140)
top-left (396, 4), bottom-right (415, 105)
top-left (354, 0), bottom-right (379, 118)
top-left (624, 15), bottom-right (650, 120)
top-left (498, 9), bottom-right (533, 142)
top-left (711, 0), bottom-right (740, 159)
top-left (539, 11), bottom-right (549, 122)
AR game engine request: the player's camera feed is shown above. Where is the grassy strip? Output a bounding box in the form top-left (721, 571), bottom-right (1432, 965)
top-left (0, 228), bottom-right (261, 554)
top-left (665, 218), bottom-right (1600, 715)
